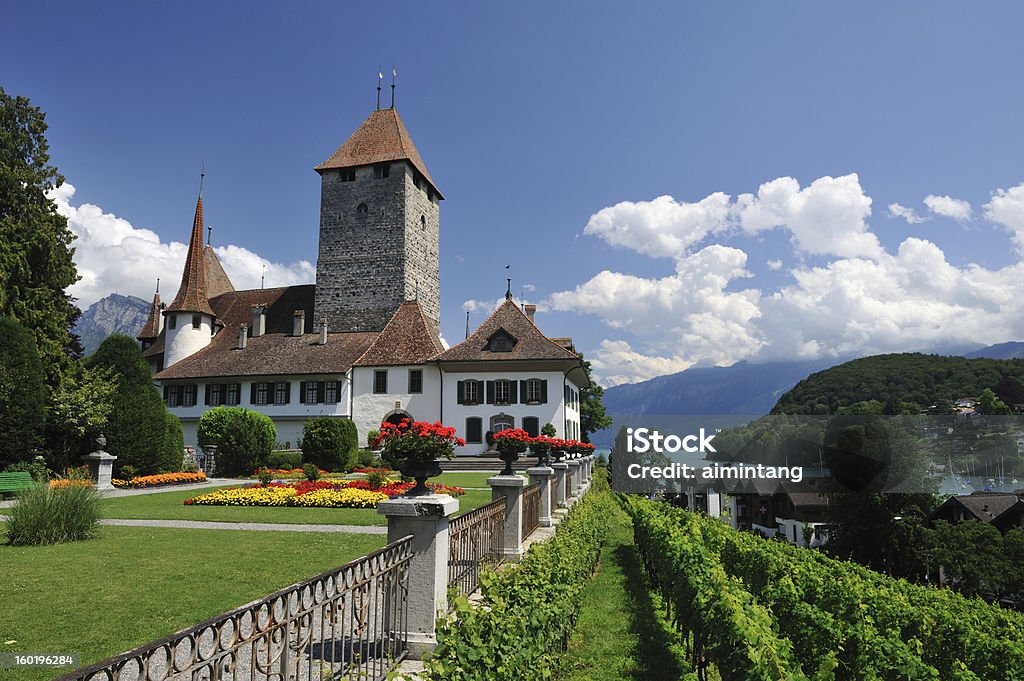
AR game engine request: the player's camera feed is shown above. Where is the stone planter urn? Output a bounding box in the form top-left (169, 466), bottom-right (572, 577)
top-left (399, 459), bottom-right (444, 496)
top-left (497, 447), bottom-right (520, 476)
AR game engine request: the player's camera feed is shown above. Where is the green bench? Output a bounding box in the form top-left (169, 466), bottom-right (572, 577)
top-left (0, 471), bottom-right (37, 494)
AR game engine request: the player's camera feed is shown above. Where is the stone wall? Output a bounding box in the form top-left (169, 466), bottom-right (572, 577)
top-left (314, 162), bottom-right (440, 333)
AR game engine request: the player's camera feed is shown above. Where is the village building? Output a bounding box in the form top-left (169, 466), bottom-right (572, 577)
top-left (138, 100), bottom-right (588, 452)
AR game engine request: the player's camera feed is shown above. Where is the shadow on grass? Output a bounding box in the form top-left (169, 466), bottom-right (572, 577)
top-left (615, 542), bottom-right (689, 681)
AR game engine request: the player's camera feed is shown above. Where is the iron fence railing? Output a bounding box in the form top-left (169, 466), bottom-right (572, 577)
top-left (522, 483), bottom-right (541, 540)
top-left (448, 497), bottom-right (505, 602)
top-left (57, 536), bottom-right (414, 681)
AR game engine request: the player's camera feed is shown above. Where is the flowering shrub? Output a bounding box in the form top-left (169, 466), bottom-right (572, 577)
top-left (352, 467), bottom-right (394, 474)
top-left (183, 479), bottom-right (464, 508)
top-left (49, 478), bottom-right (92, 489)
top-left (492, 428), bottom-right (533, 454)
top-left (371, 419), bottom-right (465, 465)
top-left (112, 471), bottom-right (207, 488)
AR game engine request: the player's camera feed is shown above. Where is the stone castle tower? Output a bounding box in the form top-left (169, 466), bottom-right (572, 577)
top-left (314, 107), bottom-right (442, 334)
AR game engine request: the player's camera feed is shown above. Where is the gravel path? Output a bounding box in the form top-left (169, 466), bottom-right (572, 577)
top-left (0, 516), bottom-right (387, 534)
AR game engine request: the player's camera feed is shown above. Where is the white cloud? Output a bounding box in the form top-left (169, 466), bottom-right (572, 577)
top-left (766, 259), bottom-right (784, 271)
top-left (924, 194), bottom-right (972, 222)
top-left (984, 182), bottom-right (1024, 251)
top-left (888, 202), bottom-right (927, 224)
top-left (522, 283), bottom-right (536, 292)
top-left (734, 174), bottom-right (881, 259)
top-left (50, 182), bottom-right (314, 309)
top-left (587, 340), bottom-right (694, 387)
top-left (462, 298), bottom-right (504, 313)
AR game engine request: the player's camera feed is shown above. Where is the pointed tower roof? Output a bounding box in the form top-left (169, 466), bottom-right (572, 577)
top-left (137, 292), bottom-right (162, 341)
top-left (203, 245), bottom-right (235, 299)
top-left (354, 300), bottom-right (445, 366)
top-left (434, 299), bottom-right (581, 362)
top-left (165, 192), bottom-right (215, 316)
top-left (315, 108), bottom-right (443, 198)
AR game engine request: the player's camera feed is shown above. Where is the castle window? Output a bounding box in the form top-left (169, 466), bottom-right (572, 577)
top-left (374, 370), bottom-right (388, 394)
top-left (420, 215), bottom-right (426, 231)
top-left (374, 163), bottom-right (390, 179)
top-left (408, 369), bottom-right (423, 394)
top-left (304, 381), bottom-right (319, 404)
top-left (192, 314), bottom-right (201, 329)
top-left (495, 379), bottom-right (511, 405)
top-left (226, 383), bottom-right (240, 406)
top-left (274, 382), bottom-right (290, 405)
top-left (339, 168), bottom-right (356, 182)
top-left (254, 382), bottom-right (269, 405)
top-left (325, 380), bottom-right (340, 404)
top-left (183, 384), bottom-right (197, 407)
top-left (209, 383), bottom-right (223, 406)
top-left (167, 314), bottom-right (177, 330)
top-left (523, 416), bottom-right (539, 438)
top-left (356, 203), bottom-right (368, 219)
top-left (490, 414), bottom-right (514, 433)
top-left (526, 379), bottom-right (545, 404)
top-left (458, 379), bottom-right (480, 405)
top-left (167, 385), bottom-right (180, 407)
top-left (466, 417), bottom-right (483, 444)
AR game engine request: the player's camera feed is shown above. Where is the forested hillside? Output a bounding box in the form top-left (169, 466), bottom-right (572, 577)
top-left (771, 353), bottom-right (1024, 414)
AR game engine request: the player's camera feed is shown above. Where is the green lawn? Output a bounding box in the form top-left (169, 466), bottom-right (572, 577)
top-left (0, 526), bottom-right (385, 680)
top-left (559, 505), bottom-right (692, 681)
top-left (98, 483), bottom-right (497, 525)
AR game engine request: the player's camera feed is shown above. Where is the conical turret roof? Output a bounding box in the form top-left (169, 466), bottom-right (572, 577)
top-left (165, 193), bottom-right (215, 316)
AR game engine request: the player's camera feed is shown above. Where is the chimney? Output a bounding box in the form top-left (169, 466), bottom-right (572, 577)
top-left (319, 318), bottom-right (328, 345)
top-left (238, 323), bottom-right (248, 350)
top-left (524, 304), bottom-right (537, 324)
top-left (292, 309), bottom-right (305, 337)
top-left (251, 305), bottom-right (266, 338)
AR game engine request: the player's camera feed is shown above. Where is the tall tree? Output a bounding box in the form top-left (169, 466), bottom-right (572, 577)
top-left (0, 317), bottom-right (46, 467)
top-left (578, 355), bottom-right (612, 442)
top-left (0, 87), bottom-right (79, 383)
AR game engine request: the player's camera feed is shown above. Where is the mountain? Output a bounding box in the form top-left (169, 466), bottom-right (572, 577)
top-left (74, 294), bottom-right (151, 355)
top-left (964, 341), bottom-right (1024, 360)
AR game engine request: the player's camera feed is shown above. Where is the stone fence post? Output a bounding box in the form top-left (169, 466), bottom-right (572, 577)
top-left (489, 475), bottom-right (527, 561)
top-left (378, 492), bottom-right (459, 659)
top-left (526, 464), bottom-right (555, 527)
top-left (566, 458), bottom-right (582, 500)
top-left (551, 461), bottom-right (569, 508)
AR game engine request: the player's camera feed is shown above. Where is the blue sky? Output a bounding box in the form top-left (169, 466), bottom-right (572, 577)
top-left (6, 2), bottom-right (1024, 385)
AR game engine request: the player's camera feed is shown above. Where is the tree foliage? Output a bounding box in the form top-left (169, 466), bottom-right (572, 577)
top-left (85, 334), bottom-right (170, 475)
top-left (203, 407), bottom-right (276, 476)
top-left (578, 355), bottom-right (612, 442)
top-left (44, 364), bottom-right (117, 470)
top-left (0, 87), bottom-right (80, 383)
top-left (302, 417), bottom-right (358, 472)
top-left (0, 316), bottom-right (46, 467)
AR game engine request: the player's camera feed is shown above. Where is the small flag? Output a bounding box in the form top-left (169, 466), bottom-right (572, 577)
top-left (393, 67), bottom-right (397, 77)
top-left (378, 71), bottom-right (384, 80)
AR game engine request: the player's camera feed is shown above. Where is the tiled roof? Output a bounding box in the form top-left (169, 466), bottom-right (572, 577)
top-left (354, 300), bottom-right (444, 367)
top-left (137, 292), bottom-right (162, 341)
top-left (153, 284), bottom-right (380, 379)
top-left (434, 299), bottom-right (581, 362)
top-left (939, 493), bottom-right (1020, 522)
top-left (203, 245), bottom-right (235, 298)
top-left (165, 196), bottom-right (215, 316)
top-left (314, 108), bottom-right (442, 198)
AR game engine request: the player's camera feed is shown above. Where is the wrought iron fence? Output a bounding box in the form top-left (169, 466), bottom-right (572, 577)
top-left (448, 497), bottom-right (505, 602)
top-left (57, 536), bottom-right (414, 681)
top-left (522, 482), bottom-right (541, 540)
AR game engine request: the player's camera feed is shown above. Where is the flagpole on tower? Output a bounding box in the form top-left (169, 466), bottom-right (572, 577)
top-left (390, 65), bottom-right (396, 108)
top-left (376, 67), bottom-right (383, 110)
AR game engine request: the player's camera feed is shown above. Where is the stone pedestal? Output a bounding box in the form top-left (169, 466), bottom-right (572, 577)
top-left (526, 465), bottom-right (555, 527)
top-left (378, 493), bottom-right (459, 659)
top-left (81, 450), bottom-right (117, 490)
top-left (567, 459), bottom-right (582, 499)
top-left (551, 462), bottom-right (569, 508)
top-left (488, 475), bottom-right (528, 562)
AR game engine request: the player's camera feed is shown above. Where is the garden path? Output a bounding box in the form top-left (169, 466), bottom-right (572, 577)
top-left (0, 516), bottom-right (388, 534)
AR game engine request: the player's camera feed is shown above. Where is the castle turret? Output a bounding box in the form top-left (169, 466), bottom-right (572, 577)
top-left (313, 106), bottom-right (442, 335)
top-left (163, 183), bottom-right (216, 367)
top-left (137, 287), bottom-right (162, 351)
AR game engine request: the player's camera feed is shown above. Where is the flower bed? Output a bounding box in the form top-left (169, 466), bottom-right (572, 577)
top-left (49, 479), bottom-right (93, 489)
top-left (183, 479), bottom-right (465, 508)
top-left (351, 467), bottom-right (394, 475)
top-left (112, 472), bottom-right (208, 488)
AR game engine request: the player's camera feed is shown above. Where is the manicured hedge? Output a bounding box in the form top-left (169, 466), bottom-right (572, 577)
top-left (425, 471), bottom-right (612, 680)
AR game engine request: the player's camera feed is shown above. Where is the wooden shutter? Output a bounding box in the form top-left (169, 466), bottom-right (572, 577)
top-left (541, 380), bottom-right (548, 404)
top-left (520, 380), bottom-right (528, 401)
top-left (317, 381), bottom-right (326, 404)
top-left (457, 381), bottom-right (464, 404)
top-left (204, 384), bottom-right (211, 405)
top-left (250, 383), bottom-right (257, 404)
top-left (509, 380), bottom-right (518, 404)
top-left (163, 385), bottom-right (170, 401)
top-left (336, 380), bottom-right (343, 401)
top-left (299, 381), bottom-right (307, 403)
top-left (486, 380), bottom-right (495, 405)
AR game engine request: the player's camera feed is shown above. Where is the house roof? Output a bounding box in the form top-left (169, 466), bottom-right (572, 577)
top-left (165, 195), bottom-right (215, 316)
top-left (203, 245), bottom-right (235, 298)
top-left (435, 298), bottom-right (581, 363)
top-left (354, 300), bottom-right (444, 367)
top-left (315, 108), bottom-right (442, 198)
top-left (137, 292), bottom-right (162, 341)
top-left (152, 284), bottom-right (378, 379)
top-left (933, 492), bottom-right (1020, 523)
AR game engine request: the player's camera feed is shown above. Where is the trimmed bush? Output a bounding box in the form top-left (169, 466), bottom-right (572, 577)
top-left (426, 475), bottom-right (613, 680)
top-left (197, 406), bottom-right (233, 448)
top-left (6, 483), bottom-right (100, 546)
top-left (0, 317), bottom-right (46, 468)
top-left (268, 450), bottom-right (303, 470)
top-left (301, 418), bottom-right (358, 472)
top-left (356, 449), bottom-right (375, 468)
top-left (161, 412), bottom-right (185, 472)
top-left (209, 408), bottom-right (276, 476)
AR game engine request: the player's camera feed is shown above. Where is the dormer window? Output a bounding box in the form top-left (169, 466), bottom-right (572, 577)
top-left (192, 314), bottom-right (201, 329)
top-left (487, 330), bottom-right (516, 353)
top-left (356, 203), bottom-right (368, 219)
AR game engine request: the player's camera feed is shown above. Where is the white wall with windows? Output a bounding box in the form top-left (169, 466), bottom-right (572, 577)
top-left (350, 364), bottom-right (442, 447)
top-left (161, 374), bottom-right (352, 452)
top-left (439, 369), bottom-right (583, 456)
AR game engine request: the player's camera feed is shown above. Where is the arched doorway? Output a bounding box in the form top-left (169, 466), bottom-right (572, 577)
top-left (383, 410), bottom-right (413, 427)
